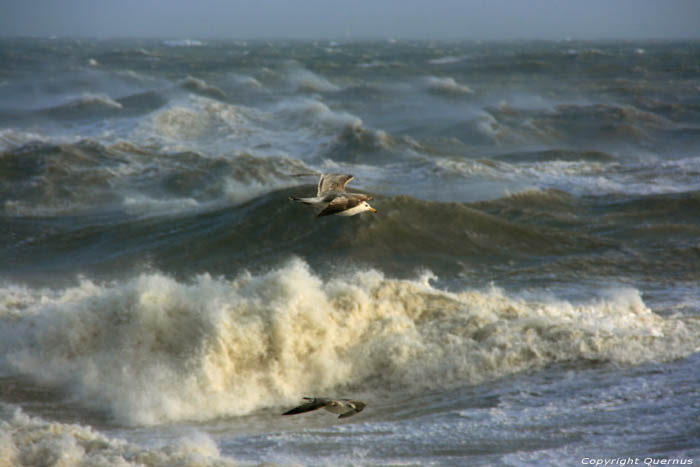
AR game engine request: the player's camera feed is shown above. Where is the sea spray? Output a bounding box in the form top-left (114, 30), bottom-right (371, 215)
top-left (1, 259), bottom-right (697, 425)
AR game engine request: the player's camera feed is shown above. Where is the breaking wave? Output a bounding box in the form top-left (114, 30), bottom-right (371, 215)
top-left (181, 76), bottom-right (226, 99)
top-left (424, 76), bottom-right (474, 95)
top-left (0, 405), bottom-right (234, 466)
top-left (288, 68), bottom-right (341, 93)
top-left (1, 259), bottom-right (697, 425)
top-left (0, 139), bottom-right (305, 217)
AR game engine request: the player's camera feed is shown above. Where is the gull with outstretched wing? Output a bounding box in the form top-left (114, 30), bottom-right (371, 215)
top-left (289, 173), bottom-right (376, 217)
top-left (282, 397), bottom-right (366, 419)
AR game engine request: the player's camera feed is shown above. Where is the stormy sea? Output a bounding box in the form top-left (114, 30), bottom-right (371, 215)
top-left (1, 37), bottom-right (699, 466)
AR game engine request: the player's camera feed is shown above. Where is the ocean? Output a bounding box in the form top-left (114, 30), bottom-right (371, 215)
top-left (1, 37), bottom-right (699, 466)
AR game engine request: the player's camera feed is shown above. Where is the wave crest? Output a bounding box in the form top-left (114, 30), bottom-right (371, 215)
top-left (425, 76), bottom-right (474, 95)
top-left (1, 259), bottom-right (697, 425)
top-left (0, 405), bottom-right (234, 466)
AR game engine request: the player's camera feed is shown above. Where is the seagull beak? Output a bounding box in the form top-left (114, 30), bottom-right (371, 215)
top-left (370, 207), bottom-right (377, 213)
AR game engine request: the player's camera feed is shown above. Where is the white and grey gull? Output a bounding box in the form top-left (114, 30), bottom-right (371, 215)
top-left (289, 173), bottom-right (376, 217)
top-left (282, 397), bottom-right (366, 419)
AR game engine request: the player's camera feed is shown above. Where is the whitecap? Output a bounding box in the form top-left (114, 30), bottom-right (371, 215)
top-left (424, 76), bottom-right (474, 95)
top-left (182, 76), bottom-right (225, 98)
top-left (72, 92), bottom-right (123, 109)
top-left (0, 259), bottom-right (696, 425)
top-left (0, 405), bottom-right (236, 466)
top-left (289, 68), bottom-right (340, 93)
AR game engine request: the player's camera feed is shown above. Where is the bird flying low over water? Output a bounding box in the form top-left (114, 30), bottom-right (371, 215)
top-left (282, 397), bottom-right (366, 419)
top-left (289, 173), bottom-right (377, 217)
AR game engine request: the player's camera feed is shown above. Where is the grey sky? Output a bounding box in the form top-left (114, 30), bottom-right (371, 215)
top-left (2, 0), bottom-right (699, 40)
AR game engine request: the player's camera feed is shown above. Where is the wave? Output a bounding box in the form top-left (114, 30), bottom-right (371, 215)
top-left (181, 76), bottom-right (226, 99)
top-left (139, 94), bottom-right (299, 156)
top-left (269, 99), bottom-right (415, 160)
top-left (148, 96), bottom-right (249, 141)
top-left (0, 139), bottom-right (306, 217)
top-left (424, 76), bottom-right (474, 95)
top-left (288, 68), bottom-right (340, 93)
top-left (64, 93), bottom-right (124, 110)
top-left (482, 102), bottom-right (674, 147)
top-left (163, 39), bottom-right (206, 47)
top-left (327, 194), bottom-right (610, 264)
top-left (0, 129), bottom-right (46, 152)
top-left (0, 405), bottom-right (235, 466)
top-left (274, 98), bottom-right (361, 131)
top-left (493, 148), bottom-right (617, 163)
top-left (230, 74), bottom-right (263, 89)
top-left (432, 146), bottom-right (700, 197)
top-left (427, 99), bottom-right (681, 151)
top-left (331, 121), bottom-right (395, 154)
top-left (33, 93), bottom-right (125, 121)
top-left (427, 55), bottom-right (468, 65)
top-left (5, 88), bottom-right (168, 123)
top-left (1, 259), bottom-right (697, 425)
top-left (268, 97), bottom-right (402, 159)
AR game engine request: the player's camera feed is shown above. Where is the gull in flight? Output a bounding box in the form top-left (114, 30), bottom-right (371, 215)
top-left (289, 173), bottom-right (376, 217)
top-left (282, 397), bottom-right (366, 419)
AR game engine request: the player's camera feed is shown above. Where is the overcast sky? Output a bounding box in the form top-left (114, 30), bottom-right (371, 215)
top-left (2, 0), bottom-right (699, 40)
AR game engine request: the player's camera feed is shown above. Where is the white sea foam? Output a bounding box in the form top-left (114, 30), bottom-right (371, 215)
top-left (434, 153), bottom-right (700, 198)
top-left (148, 96), bottom-right (251, 142)
top-left (0, 405), bottom-right (235, 467)
top-left (71, 92), bottom-right (124, 109)
top-left (231, 74), bottom-right (263, 88)
top-left (272, 97), bottom-right (365, 142)
top-left (424, 76), bottom-right (474, 95)
top-left (140, 93), bottom-right (332, 158)
top-left (0, 129), bottom-right (47, 151)
top-left (289, 68), bottom-right (340, 93)
top-left (0, 260), bottom-right (696, 426)
top-left (182, 76), bottom-right (225, 98)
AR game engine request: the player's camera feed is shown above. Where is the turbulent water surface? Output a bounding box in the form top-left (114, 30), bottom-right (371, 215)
top-left (1, 37), bottom-right (700, 466)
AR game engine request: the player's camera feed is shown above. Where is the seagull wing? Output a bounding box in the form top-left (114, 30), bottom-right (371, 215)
top-left (317, 174), bottom-right (354, 196)
top-left (282, 397), bottom-right (331, 416)
top-left (317, 196), bottom-right (360, 217)
top-left (337, 400), bottom-right (366, 418)
top-left (338, 408), bottom-right (361, 418)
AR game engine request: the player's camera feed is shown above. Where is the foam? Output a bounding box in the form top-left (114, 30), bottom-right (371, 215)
top-left (1, 134), bottom-right (305, 217)
top-left (121, 194), bottom-right (201, 215)
top-left (231, 75), bottom-right (262, 89)
top-left (434, 152), bottom-right (700, 197)
top-left (135, 94), bottom-right (292, 158)
top-left (0, 129), bottom-right (48, 152)
top-left (70, 93), bottom-right (124, 110)
top-left (0, 404), bottom-right (234, 467)
top-left (0, 260), bottom-right (697, 425)
top-left (425, 76), bottom-right (474, 95)
top-left (148, 96), bottom-right (251, 142)
top-left (289, 68), bottom-right (341, 93)
top-left (275, 97), bottom-right (362, 130)
top-left (181, 76), bottom-right (226, 99)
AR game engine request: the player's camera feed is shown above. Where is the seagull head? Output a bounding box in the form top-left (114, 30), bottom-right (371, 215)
top-left (361, 201), bottom-right (377, 213)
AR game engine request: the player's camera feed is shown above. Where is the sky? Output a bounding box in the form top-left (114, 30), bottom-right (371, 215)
top-left (1, 0), bottom-right (699, 40)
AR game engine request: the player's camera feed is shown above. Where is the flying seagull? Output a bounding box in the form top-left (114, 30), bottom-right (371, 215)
top-left (289, 173), bottom-right (377, 217)
top-left (282, 397), bottom-right (366, 419)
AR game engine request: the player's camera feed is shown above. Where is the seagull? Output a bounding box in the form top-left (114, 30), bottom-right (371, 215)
top-left (289, 173), bottom-right (377, 217)
top-left (282, 397), bottom-right (366, 419)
